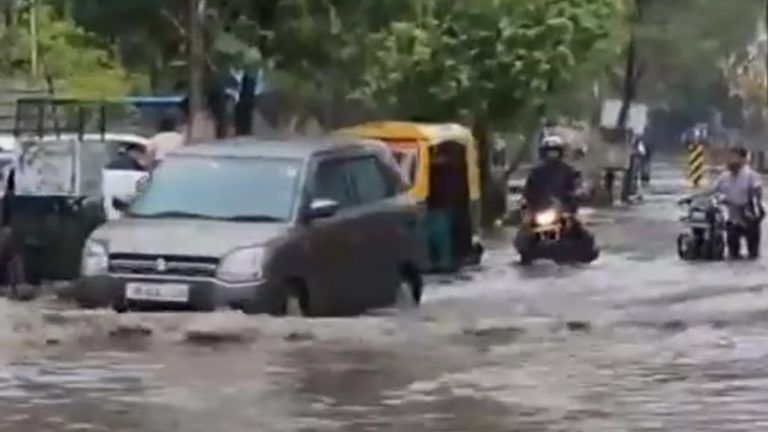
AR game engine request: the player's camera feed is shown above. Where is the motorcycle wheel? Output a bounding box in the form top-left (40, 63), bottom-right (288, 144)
top-left (677, 233), bottom-right (692, 260)
top-left (556, 238), bottom-right (599, 265)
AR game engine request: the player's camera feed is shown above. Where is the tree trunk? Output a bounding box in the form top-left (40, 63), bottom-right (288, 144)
top-left (472, 115), bottom-right (504, 230)
top-left (765, 0), bottom-right (768, 108)
top-left (615, 35), bottom-right (637, 132)
top-left (187, 0), bottom-right (206, 143)
top-left (616, 0), bottom-right (645, 134)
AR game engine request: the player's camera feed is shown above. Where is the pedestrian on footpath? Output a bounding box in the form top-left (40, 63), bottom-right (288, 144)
top-left (712, 146), bottom-right (765, 259)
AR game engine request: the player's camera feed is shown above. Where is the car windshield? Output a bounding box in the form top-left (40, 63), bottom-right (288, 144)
top-left (128, 155), bottom-right (302, 222)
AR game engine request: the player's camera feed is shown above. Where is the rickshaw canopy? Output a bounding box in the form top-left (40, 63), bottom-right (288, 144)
top-left (337, 121), bottom-right (480, 202)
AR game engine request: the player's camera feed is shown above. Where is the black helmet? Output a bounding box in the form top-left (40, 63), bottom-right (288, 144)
top-left (539, 135), bottom-right (565, 160)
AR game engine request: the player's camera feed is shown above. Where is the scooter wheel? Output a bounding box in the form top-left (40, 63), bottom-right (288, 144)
top-left (677, 233), bottom-right (692, 260)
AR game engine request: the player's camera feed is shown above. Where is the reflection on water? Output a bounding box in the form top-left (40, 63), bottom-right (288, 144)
top-left (4, 324), bottom-right (768, 432)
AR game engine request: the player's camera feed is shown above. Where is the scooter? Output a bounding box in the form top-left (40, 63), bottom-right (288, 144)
top-left (514, 199), bottom-right (600, 265)
top-left (676, 193), bottom-right (726, 261)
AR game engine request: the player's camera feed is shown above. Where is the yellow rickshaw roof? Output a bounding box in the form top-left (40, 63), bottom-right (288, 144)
top-left (339, 121), bottom-right (474, 146)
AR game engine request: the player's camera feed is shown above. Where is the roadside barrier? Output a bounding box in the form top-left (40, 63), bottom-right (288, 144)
top-left (687, 143), bottom-right (706, 188)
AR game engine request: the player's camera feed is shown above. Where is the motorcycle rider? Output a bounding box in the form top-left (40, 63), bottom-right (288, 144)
top-left (515, 135), bottom-right (597, 263)
top-left (523, 135), bottom-right (581, 213)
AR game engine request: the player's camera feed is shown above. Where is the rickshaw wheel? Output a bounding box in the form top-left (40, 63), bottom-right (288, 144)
top-left (395, 272), bottom-right (422, 308)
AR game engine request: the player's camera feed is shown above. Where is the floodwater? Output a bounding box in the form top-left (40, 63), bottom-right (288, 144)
top-left (3, 163), bottom-right (768, 431)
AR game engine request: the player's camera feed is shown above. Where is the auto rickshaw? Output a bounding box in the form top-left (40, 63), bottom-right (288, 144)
top-left (338, 121), bottom-right (484, 271)
top-left (0, 98), bottom-right (151, 296)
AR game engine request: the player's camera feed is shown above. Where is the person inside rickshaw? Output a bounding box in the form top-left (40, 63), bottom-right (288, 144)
top-left (424, 142), bottom-right (472, 272)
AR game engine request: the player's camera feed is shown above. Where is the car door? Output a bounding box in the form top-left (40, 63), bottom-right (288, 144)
top-left (303, 156), bottom-right (366, 315)
top-left (102, 140), bottom-right (149, 220)
top-left (344, 155), bottom-right (406, 308)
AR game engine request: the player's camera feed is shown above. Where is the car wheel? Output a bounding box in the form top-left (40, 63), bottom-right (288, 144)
top-left (285, 294), bottom-right (304, 316)
top-left (280, 282), bottom-right (310, 317)
top-left (395, 270), bottom-right (422, 308)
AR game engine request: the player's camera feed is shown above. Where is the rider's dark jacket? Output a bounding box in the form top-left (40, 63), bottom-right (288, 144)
top-left (523, 159), bottom-right (580, 212)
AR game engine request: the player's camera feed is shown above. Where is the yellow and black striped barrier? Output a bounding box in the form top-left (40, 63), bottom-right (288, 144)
top-left (687, 143), bottom-right (706, 188)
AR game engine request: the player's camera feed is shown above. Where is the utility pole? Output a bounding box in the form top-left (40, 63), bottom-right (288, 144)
top-left (764, 0), bottom-right (768, 106)
top-left (29, 0), bottom-right (38, 77)
top-left (187, 0), bottom-right (206, 143)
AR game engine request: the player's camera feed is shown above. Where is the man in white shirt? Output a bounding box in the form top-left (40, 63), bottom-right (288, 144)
top-left (148, 115), bottom-right (184, 164)
top-left (712, 146), bottom-right (764, 259)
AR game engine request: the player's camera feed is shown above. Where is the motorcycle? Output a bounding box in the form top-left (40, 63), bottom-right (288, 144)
top-left (514, 199), bottom-right (599, 265)
top-left (676, 194), bottom-right (726, 261)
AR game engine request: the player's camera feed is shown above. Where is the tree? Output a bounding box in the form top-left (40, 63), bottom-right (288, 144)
top-left (349, 0), bottom-right (622, 125)
top-left (0, 3), bottom-right (141, 98)
top-left (614, 0), bottom-right (763, 121)
top-left (337, 0), bottom-right (622, 224)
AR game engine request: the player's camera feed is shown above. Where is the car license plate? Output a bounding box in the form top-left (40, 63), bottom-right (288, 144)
top-left (125, 283), bottom-right (189, 303)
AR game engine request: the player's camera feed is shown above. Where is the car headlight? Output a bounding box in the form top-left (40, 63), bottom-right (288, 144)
top-left (216, 247), bottom-right (265, 283)
top-left (81, 239), bottom-right (108, 276)
top-left (535, 209), bottom-right (558, 226)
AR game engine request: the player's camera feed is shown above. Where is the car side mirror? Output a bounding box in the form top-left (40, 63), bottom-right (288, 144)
top-left (112, 196), bottom-right (131, 212)
top-left (307, 199), bottom-right (339, 220)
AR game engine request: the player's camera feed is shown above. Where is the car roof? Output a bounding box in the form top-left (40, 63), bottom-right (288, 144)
top-left (168, 136), bottom-right (382, 160)
top-left (0, 134), bottom-right (17, 152)
top-left (37, 133), bottom-right (150, 146)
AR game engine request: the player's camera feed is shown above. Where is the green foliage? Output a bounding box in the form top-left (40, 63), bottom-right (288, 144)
top-left (626, 0), bottom-right (763, 113)
top-left (344, 0), bottom-right (623, 125)
top-left (1, 4), bottom-right (143, 98)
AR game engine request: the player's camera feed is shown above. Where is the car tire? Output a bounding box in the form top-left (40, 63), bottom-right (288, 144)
top-left (395, 269), bottom-right (422, 308)
top-left (279, 282), bottom-right (310, 317)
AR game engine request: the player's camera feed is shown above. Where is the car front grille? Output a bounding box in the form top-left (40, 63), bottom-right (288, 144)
top-left (109, 253), bottom-right (219, 278)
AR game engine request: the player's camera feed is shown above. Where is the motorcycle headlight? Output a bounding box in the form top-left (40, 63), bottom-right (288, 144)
top-left (535, 209), bottom-right (558, 226)
top-left (216, 247), bottom-right (265, 283)
top-left (81, 239), bottom-right (108, 276)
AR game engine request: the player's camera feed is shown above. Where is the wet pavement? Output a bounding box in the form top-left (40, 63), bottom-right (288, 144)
top-left (3, 162), bottom-right (768, 431)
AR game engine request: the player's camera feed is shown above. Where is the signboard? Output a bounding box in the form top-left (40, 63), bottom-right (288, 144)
top-left (600, 100), bottom-right (648, 135)
top-left (14, 138), bottom-right (77, 196)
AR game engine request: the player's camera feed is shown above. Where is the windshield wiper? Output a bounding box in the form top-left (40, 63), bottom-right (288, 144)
top-left (130, 211), bottom-right (211, 219)
top-left (219, 215), bottom-right (284, 222)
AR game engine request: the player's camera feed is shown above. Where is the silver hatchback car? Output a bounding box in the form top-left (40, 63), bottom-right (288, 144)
top-left (77, 137), bottom-right (428, 316)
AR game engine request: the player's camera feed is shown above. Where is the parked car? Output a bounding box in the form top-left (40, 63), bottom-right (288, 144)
top-left (77, 136), bottom-right (429, 316)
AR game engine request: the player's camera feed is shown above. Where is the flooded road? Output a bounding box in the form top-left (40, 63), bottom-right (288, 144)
top-left (4, 162), bottom-right (768, 431)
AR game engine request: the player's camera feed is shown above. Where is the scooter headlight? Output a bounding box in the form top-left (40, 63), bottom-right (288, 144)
top-left (535, 209), bottom-right (558, 226)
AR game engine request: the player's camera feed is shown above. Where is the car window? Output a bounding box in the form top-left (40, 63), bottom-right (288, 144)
top-left (314, 159), bottom-right (356, 208)
top-left (313, 155), bottom-right (395, 209)
top-left (345, 156), bottom-right (392, 205)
